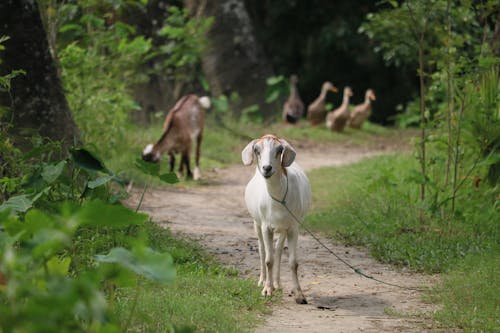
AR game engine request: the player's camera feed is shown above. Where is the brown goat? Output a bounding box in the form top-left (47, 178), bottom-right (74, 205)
top-left (142, 94), bottom-right (210, 180)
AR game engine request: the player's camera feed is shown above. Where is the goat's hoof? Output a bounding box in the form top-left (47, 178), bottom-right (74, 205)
top-left (295, 297), bottom-right (308, 305)
top-left (261, 286), bottom-right (274, 297)
top-left (193, 167), bottom-right (201, 180)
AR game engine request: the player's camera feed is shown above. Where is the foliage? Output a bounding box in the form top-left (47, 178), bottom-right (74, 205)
top-left (157, 6), bottom-right (214, 80)
top-left (0, 147), bottom-right (179, 332)
top-left (361, 0), bottom-right (499, 220)
top-left (307, 153), bottom-right (499, 331)
top-left (265, 75), bottom-right (288, 104)
top-left (58, 12), bottom-right (151, 156)
top-left (466, 66), bottom-right (500, 185)
top-left (307, 154), bottom-right (499, 273)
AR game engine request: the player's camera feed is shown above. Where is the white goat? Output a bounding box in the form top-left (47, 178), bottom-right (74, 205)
top-left (142, 94), bottom-right (210, 180)
top-left (242, 134), bottom-right (311, 304)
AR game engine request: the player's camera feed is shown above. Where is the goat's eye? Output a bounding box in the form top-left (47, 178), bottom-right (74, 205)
top-left (276, 146), bottom-right (283, 157)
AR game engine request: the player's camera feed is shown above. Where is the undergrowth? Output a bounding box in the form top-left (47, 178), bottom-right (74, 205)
top-left (306, 153), bottom-right (499, 331)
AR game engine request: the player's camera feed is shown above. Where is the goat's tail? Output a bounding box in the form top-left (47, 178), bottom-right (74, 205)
top-left (198, 96), bottom-right (211, 109)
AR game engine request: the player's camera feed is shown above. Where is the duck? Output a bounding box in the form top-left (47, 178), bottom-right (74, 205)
top-left (307, 81), bottom-right (338, 126)
top-left (348, 89), bottom-right (376, 129)
top-left (326, 86), bottom-right (353, 132)
top-left (282, 74), bottom-right (305, 124)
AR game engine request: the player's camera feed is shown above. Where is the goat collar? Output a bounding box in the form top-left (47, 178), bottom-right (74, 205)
top-left (270, 175), bottom-right (289, 205)
top-left (256, 158), bottom-right (289, 205)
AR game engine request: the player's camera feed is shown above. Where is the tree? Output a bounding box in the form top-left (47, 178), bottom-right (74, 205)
top-left (0, 0), bottom-right (79, 150)
top-left (185, 0), bottom-right (276, 119)
top-left (361, 0), bottom-right (499, 218)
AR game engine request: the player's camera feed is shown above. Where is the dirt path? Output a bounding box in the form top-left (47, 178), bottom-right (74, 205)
top-left (131, 136), bottom-right (439, 333)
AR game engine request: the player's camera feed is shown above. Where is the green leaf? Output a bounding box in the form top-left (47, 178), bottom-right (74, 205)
top-left (87, 175), bottom-right (114, 189)
top-left (0, 194), bottom-right (34, 214)
top-left (199, 74), bottom-right (210, 92)
top-left (265, 89), bottom-right (280, 103)
top-left (76, 200), bottom-right (148, 228)
top-left (59, 23), bottom-right (84, 34)
top-left (70, 148), bottom-right (107, 173)
top-left (159, 172), bottom-right (179, 184)
top-left (134, 158), bottom-right (160, 176)
top-left (95, 247), bottom-right (176, 284)
top-left (0, 187), bottom-right (49, 215)
top-left (47, 256), bottom-right (72, 276)
top-left (212, 95), bottom-right (229, 113)
top-left (266, 75), bottom-right (285, 86)
top-left (42, 160), bottom-right (67, 184)
top-left (388, 0), bottom-right (398, 8)
top-left (25, 209), bottom-right (54, 234)
top-left (30, 228), bottom-right (70, 259)
top-left (477, 153), bottom-right (500, 167)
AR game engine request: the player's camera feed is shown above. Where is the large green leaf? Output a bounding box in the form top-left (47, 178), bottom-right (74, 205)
top-left (87, 175), bottom-right (115, 189)
top-left (159, 172), bottom-right (179, 184)
top-left (0, 195), bottom-right (33, 214)
top-left (76, 200), bottom-right (148, 228)
top-left (0, 189), bottom-right (47, 214)
top-left (42, 161), bottom-right (67, 184)
top-left (134, 158), bottom-right (160, 176)
top-left (95, 247), bottom-right (175, 284)
top-left (70, 148), bottom-right (107, 173)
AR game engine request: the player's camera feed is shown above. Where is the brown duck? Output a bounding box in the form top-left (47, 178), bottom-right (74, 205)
top-left (282, 75), bottom-right (305, 124)
top-left (326, 86), bottom-right (353, 132)
top-left (307, 81), bottom-right (338, 126)
top-left (348, 89), bottom-right (376, 129)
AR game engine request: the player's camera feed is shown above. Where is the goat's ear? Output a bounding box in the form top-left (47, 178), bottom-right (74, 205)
top-left (242, 139), bottom-right (258, 165)
top-left (280, 139), bottom-right (296, 167)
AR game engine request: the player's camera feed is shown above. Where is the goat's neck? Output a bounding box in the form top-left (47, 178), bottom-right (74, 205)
top-left (155, 130), bottom-right (173, 154)
top-left (264, 169), bottom-right (288, 202)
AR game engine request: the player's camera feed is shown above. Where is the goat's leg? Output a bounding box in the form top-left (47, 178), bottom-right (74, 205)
top-left (168, 152), bottom-right (175, 172)
top-left (193, 132), bottom-right (202, 180)
top-left (181, 151), bottom-right (193, 179)
top-left (287, 228), bottom-right (307, 304)
top-left (254, 221), bottom-right (266, 287)
top-left (262, 226), bottom-right (275, 297)
top-left (273, 233), bottom-right (286, 290)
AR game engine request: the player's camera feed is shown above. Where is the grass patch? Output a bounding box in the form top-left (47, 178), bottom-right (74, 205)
top-left (432, 249), bottom-right (499, 331)
top-left (72, 221), bottom-right (267, 332)
top-left (307, 154), bottom-right (498, 273)
top-left (306, 153), bottom-right (499, 331)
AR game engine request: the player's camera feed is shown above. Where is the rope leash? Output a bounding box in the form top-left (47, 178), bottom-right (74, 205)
top-left (268, 174), bottom-right (425, 292)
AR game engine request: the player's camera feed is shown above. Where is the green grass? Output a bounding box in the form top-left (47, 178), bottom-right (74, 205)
top-left (306, 153), bottom-right (499, 331)
top-left (72, 221), bottom-right (268, 332)
top-left (432, 249), bottom-right (499, 332)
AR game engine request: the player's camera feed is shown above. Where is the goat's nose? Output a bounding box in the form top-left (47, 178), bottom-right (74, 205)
top-left (262, 165), bottom-right (272, 173)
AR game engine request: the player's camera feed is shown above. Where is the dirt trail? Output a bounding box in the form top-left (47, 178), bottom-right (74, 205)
top-left (131, 135), bottom-right (439, 333)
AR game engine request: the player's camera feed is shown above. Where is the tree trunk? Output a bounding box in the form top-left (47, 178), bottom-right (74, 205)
top-left (185, 0), bottom-right (275, 119)
top-left (0, 0), bottom-right (79, 150)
